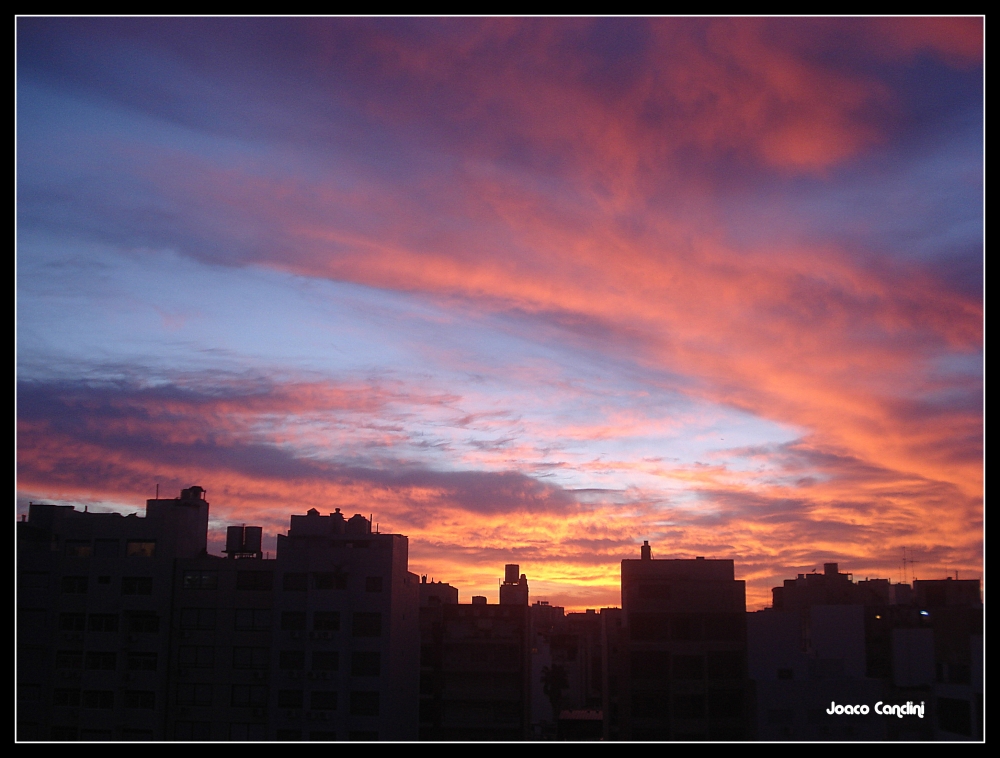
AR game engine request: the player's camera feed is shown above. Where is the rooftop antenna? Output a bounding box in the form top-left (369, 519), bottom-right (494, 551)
top-left (902, 547), bottom-right (922, 584)
top-left (155, 483), bottom-right (159, 499)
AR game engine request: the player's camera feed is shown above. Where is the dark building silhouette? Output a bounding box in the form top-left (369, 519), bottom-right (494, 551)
top-left (528, 602), bottom-right (604, 739)
top-left (17, 490), bottom-right (419, 741)
top-left (19, 488), bottom-right (983, 742)
top-left (617, 542), bottom-right (751, 740)
top-left (419, 576), bottom-right (459, 607)
top-left (601, 607), bottom-right (625, 740)
top-left (750, 563), bottom-right (982, 741)
top-left (17, 488), bottom-right (211, 741)
top-left (418, 564), bottom-right (531, 740)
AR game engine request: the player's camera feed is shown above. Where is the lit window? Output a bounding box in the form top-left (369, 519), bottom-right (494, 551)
top-left (126, 540), bottom-right (156, 558)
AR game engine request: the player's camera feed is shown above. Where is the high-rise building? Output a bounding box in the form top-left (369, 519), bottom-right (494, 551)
top-left (17, 489), bottom-right (420, 741)
top-left (18, 487), bottom-right (211, 741)
top-left (528, 601), bottom-right (604, 740)
top-left (418, 564), bottom-right (531, 740)
top-left (750, 563), bottom-right (982, 741)
top-left (617, 542), bottom-right (751, 740)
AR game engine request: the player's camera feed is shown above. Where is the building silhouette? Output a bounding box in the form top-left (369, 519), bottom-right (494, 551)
top-left (750, 563), bottom-right (982, 740)
top-left (616, 542), bottom-right (751, 740)
top-left (17, 486), bottom-right (984, 742)
top-left (418, 564), bottom-right (531, 740)
top-left (17, 489), bottom-right (419, 741)
top-left (528, 601), bottom-right (604, 740)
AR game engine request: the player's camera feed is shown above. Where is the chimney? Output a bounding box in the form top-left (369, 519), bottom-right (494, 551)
top-left (641, 540), bottom-right (652, 561)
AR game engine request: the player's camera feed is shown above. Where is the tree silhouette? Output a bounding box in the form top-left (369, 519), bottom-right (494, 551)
top-left (541, 664), bottom-right (569, 723)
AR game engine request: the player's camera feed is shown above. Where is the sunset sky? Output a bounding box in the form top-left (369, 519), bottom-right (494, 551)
top-left (16, 18), bottom-right (983, 610)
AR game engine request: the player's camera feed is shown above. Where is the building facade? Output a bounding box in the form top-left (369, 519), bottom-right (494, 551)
top-left (418, 564), bottom-right (531, 740)
top-left (617, 542), bottom-right (751, 740)
top-left (750, 563), bottom-right (983, 741)
top-left (17, 489), bottom-right (419, 741)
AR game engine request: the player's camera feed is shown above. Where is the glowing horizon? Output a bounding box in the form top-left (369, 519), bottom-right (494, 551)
top-left (16, 18), bottom-right (983, 611)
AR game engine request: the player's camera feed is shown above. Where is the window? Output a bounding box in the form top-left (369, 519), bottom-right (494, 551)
top-left (312, 651), bottom-right (339, 671)
top-left (122, 576), bottom-right (153, 595)
top-left (175, 722), bottom-right (212, 740)
top-left (88, 614), bottom-right (119, 632)
top-left (278, 690), bottom-right (304, 708)
top-left (50, 727), bottom-right (78, 740)
top-left (85, 652), bottom-right (116, 670)
top-left (351, 651), bottom-right (380, 677)
top-left (58, 613), bottom-right (86, 631)
top-left (352, 612), bottom-right (382, 638)
top-left (233, 647), bottom-right (270, 669)
top-left (126, 540), bottom-right (156, 558)
top-left (313, 571), bottom-right (348, 590)
top-left (283, 572), bottom-right (307, 591)
top-left (127, 652), bottom-right (158, 671)
top-left (82, 690), bottom-right (115, 709)
top-left (313, 611), bottom-right (340, 631)
top-left (310, 691), bottom-right (338, 710)
top-left (55, 651), bottom-right (83, 669)
top-left (236, 571), bottom-right (273, 591)
top-left (281, 611), bottom-right (307, 631)
top-left (231, 685), bottom-right (267, 707)
top-left (64, 541), bottom-right (92, 558)
top-left (349, 691), bottom-right (379, 716)
top-left (178, 646), bottom-right (215, 668)
top-left (53, 689), bottom-right (81, 707)
top-left (180, 608), bottom-right (216, 630)
top-left (279, 650), bottom-right (305, 670)
top-left (276, 730), bottom-right (302, 741)
top-left (123, 691), bottom-right (156, 709)
top-left (309, 731), bottom-right (338, 741)
top-left (235, 608), bottom-right (271, 630)
top-left (365, 576), bottom-right (383, 593)
top-left (177, 683), bottom-right (213, 706)
top-left (182, 571), bottom-right (218, 590)
top-left (97, 575), bottom-right (111, 584)
top-left (61, 575), bottom-right (88, 594)
top-left (128, 612), bottom-right (160, 633)
top-left (229, 723), bottom-right (268, 741)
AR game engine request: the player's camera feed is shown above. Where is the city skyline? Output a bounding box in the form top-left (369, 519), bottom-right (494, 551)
top-left (16, 17), bottom-right (983, 611)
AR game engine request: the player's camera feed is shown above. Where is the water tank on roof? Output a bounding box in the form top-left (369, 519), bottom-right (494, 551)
top-left (346, 514), bottom-right (370, 536)
top-left (330, 508), bottom-right (346, 535)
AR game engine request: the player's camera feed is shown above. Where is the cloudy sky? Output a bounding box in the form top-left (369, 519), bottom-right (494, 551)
top-left (16, 18), bottom-right (982, 609)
